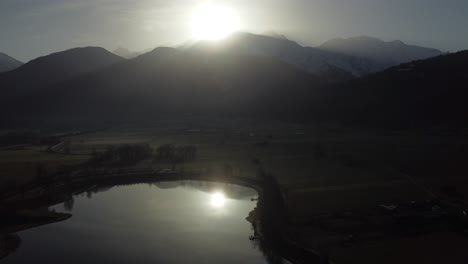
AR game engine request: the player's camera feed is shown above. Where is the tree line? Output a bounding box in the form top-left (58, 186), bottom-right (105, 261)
top-left (89, 144), bottom-right (153, 167)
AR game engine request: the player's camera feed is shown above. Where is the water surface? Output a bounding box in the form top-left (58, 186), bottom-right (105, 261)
top-left (3, 181), bottom-right (273, 264)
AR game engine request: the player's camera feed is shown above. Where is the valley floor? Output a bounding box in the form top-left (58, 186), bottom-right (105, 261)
top-left (1, 119), bottom-right (468, 263)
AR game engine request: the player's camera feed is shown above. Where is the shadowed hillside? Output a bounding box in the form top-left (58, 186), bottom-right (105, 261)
top-left (0, 47), bottom-right (124, 98)
top-left (320, 50), bottom-right (468, 128)
top-left (0, 47), bottom-right (323, 127)
top-left (0, 43), bottom-right (465, 129)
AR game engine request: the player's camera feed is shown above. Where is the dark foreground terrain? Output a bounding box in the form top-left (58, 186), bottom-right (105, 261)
top-left (1, 120), bottom-right (468, 263)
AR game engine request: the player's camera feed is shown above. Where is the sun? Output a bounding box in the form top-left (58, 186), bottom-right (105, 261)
top-left (191, 4), bottom-right (240, 41)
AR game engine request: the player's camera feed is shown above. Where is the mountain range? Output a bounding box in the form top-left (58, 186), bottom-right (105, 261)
top-left (1, 46), bottom-right (320, 126)
top-left (0, 33), bottom-right (463, 128)
top-left (319, 36), bottom-right (444, 68)
top-left (0, 52), bottom-right (23, 73)
top-left (113, 33), bottom-right (444, 80)
top-left (190, 33), bottom-right (443, 79)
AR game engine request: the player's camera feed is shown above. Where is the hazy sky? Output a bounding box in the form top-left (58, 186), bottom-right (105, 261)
top-left (1, 0), bottom-right (468, 62)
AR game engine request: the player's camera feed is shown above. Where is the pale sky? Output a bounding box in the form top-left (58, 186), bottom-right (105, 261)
top-left (1, 0), bottom-right (468, 62)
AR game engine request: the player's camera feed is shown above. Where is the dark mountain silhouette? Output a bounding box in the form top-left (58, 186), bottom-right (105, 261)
top-left (0, 47), bottom-right (123, 98)
top-left (318, 50), bottom-right (468, 128)
top-left (320, 36), bottom-right (443, 68)
top-left (0, 53), bottom-right (23, 73)
top-left (1, 41), bottom-right (465, 129)
top-left (1, 47), bottom-right (323, 126)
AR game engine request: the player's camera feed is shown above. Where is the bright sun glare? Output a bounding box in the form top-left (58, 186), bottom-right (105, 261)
top-left (191, 4), bottom-right (240, 41)
top-left (210, 192), bottom-right (226, 207)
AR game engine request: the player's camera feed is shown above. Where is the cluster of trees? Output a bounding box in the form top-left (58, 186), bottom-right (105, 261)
top-left (155, 144), bottom-right (197, 163)
top-left (89, 144), bottom-right (153, 167)
top-left (86, 143), bottom-right (197, 168)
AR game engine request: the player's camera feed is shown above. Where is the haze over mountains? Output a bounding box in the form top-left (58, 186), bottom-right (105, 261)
top-left (190, 33), bottom-right (444, 78)
top-left (0, 52), bottom-right (23, 73)
top-left (115, 33), bottom-right (444, 80)
top-left (193, 33), bottom-right (377, 78)
top-left (112, 47), bottom-right (142, 59)
top-left (0, 32), bottom-right (464, 128)
top-left (319, 36), bottom-right (444, 68)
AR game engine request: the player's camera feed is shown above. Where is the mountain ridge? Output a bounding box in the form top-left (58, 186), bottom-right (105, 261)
top-left (0, 34), bottom-right (461, 128)
top-left (0, 52), bottom-right (23, 73)
top-left (0, 47), bottom-right (124, 97)
top-left (189, 33), bottom-right (443, 79)
top-left (319, 36), bottom-right (444, 67)
top-left (190, 32), bottom-right (382, 78)
top-left (0, 45), bottom-right (323, 126)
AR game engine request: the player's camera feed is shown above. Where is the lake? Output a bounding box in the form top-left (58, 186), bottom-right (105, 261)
top-left (2, 181), bottom-right (287, 263)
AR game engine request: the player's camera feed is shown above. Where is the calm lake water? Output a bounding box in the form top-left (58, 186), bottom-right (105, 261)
top-left (3, 181), bottom-right (280, 264)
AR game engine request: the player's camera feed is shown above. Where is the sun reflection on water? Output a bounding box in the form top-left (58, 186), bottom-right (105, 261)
top-left (210, 192), bottom-right (226, 208)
